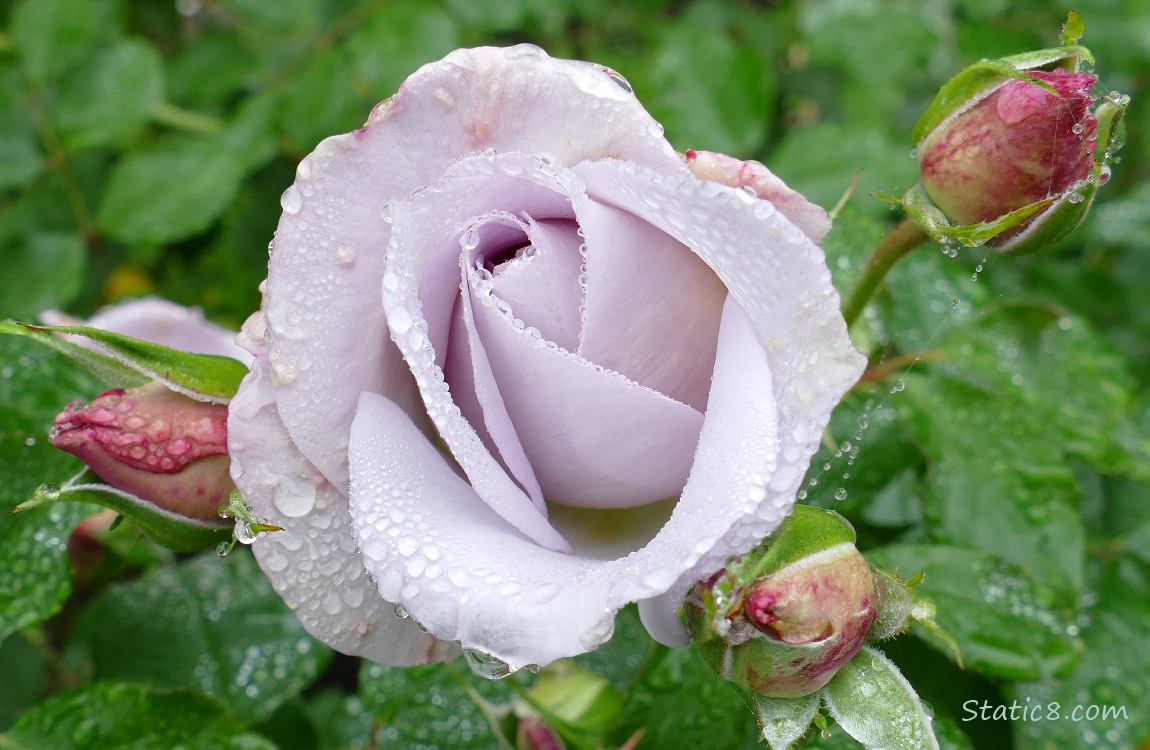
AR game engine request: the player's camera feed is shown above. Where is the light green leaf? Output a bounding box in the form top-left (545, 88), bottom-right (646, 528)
top-left (822, 646), bottom-right (941, 750)
top-left (20, 323), bottom-right (247, 402)
top-left (70, 550), bottom-right (331, 723)
top-left (0, 320), bottom-right (148, 388)
top-left (3, 682), bottom-right (277, 749)
top-left (755, 692), bottom-right (820, 750)
top-left (14, 480), bottom-right (230, 553)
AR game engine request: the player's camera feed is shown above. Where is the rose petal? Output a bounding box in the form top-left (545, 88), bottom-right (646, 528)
top-left (228, 313), bottom-right (454, 666)
top-left (577, 200), bottom-right (725, 410)
top-left (260, 46), bottom-right (682, 492)
top-left (683, 150), bottom-right (832, 243)
top-left (468, 264), bottom-right (704, 508)
top-left (487, 218), bottom-right (584, 351)
top-left (574, 159), bottom-right (866, 635)
top-left (348, 294), bottom-right (781, 667)
top-left (41, 297), bottom-right (253, 365)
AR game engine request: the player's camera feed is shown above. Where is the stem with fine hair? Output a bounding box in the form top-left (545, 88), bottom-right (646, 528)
top-left (840, 218), bottom-right (930, 327)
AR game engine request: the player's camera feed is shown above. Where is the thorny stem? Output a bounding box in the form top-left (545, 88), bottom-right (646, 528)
top-left (840, 218), bottom-right (930, 328)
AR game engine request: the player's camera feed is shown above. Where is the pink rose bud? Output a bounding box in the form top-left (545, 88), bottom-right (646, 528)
top-left (918, 68), bottom-right (1097, 226)
top-left (50, 383), bottom-right (232, 521)
top-left (684, 506), bottom-right (878, 698)
top-left (516, 715), bottom-right (565, 750)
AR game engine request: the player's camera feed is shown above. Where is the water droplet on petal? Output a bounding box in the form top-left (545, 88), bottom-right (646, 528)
top-left (280, 185), bottom-right (303, 214)
top-left (463, 649), bottom-right (518, 679)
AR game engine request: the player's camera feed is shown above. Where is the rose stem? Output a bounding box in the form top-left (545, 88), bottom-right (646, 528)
top-left (840, 218), bottom-right (930, 328)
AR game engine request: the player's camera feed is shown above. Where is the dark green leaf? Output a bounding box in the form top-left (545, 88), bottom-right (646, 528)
top-left (96, 136), bottom-right (245, 244)
top-left (867, 545), bottom-right (1080, 680)
top-left (0, 336), bottom-right (105, 639)
top-left (0, 631), bottom-right (51, 731)
top-left (71, 550), bottom-right (331, 723)
top-left (641, 21), bottom-right (771, 156)
top-left (902, 374), bottom-right (1086, 604)
top-left (347, 0), bottom-right (461, 98)
top-left (615, 646), bottom-right (754, 749)
top-left (359, 659), bottom-right (513, 748)
top-left (0, 229), bottom-right (86, 321)
top-left (941, 306), bottom-right (1147, 479)
top-left (10, 0), bottom-right (101, 82)
top-left (4, 682), bottom-right (277, 749)
top-left (1012, 553), bottom-right (1150, 750)
top-left (278, 47), bottom-right (366, 154)
top-left (50, 38), bottom-right (165, 151)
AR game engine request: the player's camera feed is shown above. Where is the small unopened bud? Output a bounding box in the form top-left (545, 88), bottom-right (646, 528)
top-left (684, 506), bottom-right (877, 698)
top-left (918, 69), bottom-right (1097, 227)
top-left (516, 716), bottom-right (565, 750)
top-left (50, 383), bottom-right (232, 521)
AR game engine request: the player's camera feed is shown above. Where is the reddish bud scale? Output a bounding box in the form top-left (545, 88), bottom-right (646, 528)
top-left (51, 383), bottom-right (233, 521)
top-left (919, 69), bottom-right (1097, 226)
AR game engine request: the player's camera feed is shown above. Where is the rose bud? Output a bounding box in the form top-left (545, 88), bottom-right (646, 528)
top-left (919, 69), bottom-right (1096, 227)
top-left (516, 716), bottom-right (565, 750)
top-left (684, 505), bottom-right (878, 698)
top-left (904, 38), bottom-right (1127, 253)
top-left (50, 382), bottom-right (233, 522)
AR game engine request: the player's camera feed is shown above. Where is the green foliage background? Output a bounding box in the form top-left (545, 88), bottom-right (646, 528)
top-left (0, 0), bottom-right (1147, 748)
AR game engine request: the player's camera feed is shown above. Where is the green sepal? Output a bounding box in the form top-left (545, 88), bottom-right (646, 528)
top-left (995, 173), bottom-right (1099, 254)
top-left (727, 505), bottom-right (857, 586)
top-left (0, 320), bottom-right (149, 388)
top-left (1094, 91), bottom-right (1130, 161)
top-left (900, 182), bottom-right (1055, 248)
top-left (11, 472), bottom-right (231, 552)
top-left (868, 566), bottom-right (965, 668)
top-left (1060, 11), bottom-right (1085, 46)
top-left (753, 692), bottom-right (820, 750)
top-left (911, 46), bottom-right (1091, 146)
top-left (821, 647), bottom-right (941, 750)
top-left (17, 323), bottom-right (248, 402)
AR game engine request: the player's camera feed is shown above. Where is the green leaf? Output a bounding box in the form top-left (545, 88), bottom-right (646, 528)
top-left (866, 545), bottom-right (1079, 681)
top-left (884, 249), bottom-right (991, 354)
top-left (96, 135), bottom-right (244, 244)
top-left (347, 0), bottom-right (461, 98)
top-left (15, 480), bottom-right (231, 553)
top-left (0, 320), bottom-right (148, 388)
top-left (1011, 551), bottom-right (1150, 750)
top-left (901, 374), bottom-right (1086, 603)
top-left (615, 646), bottom-right (755, 749)
top-left (0, 66), bottom-right (43, 191)
top-left (822, 646), bottom-right (941, 750)
top-left (640, 20), bottom-right (772, 156)
top-left (0, 630), bottom-right (51, 731)
top-left (277, 47), bottom-right (367, 155)
top-left (0, 336), bottom-right (106, 639)
top-left (3, 682), bottom-right (277, 749)
top-left (9, 0), bottom-right (101, 82)
top-left (0, 230), bottom-right (87, 321)
top-left (754, 692), bottom-right (820, 750)
top-left (50, 38), bottom-right (165, 151)
top-left (70, 550), bottom-right (331, 723)
top-left (20, 323), bottom-right (247, 402)
top-left (359, 660), bottom-right (513, 748)
top-left (941, 306), bottom-right (1147, 478)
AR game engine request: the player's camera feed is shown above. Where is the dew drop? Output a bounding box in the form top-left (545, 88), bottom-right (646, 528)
top-left (279, 185), bottom-right (303, 214)
top-left (891, 378), bottom-right (905, 393)
top-left (463, 649), bottom-right (518, 679)
top-left (796, 489), bottom-right (808, 500)
top-left (1068, 192), bottom-right (1084, 204)
top-left (393, 603), bottom-right (409, 619)
top-left (1072, 122), bottom-right (1085, 135)
top-left (234, 520), bottom-right (258, 545)
top-left (602, 67), bottom-right (632, 93)
top-left (216, 541), bottom-right (232, 558)
top-left (834, 488), bottom-right (848, 501)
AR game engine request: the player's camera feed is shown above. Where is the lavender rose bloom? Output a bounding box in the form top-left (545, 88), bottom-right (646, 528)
top-left (227, 46), bottom-right (864, 670)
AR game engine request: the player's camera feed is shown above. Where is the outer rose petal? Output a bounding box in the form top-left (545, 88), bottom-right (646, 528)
top-left (228, 313), bottom-right (455, 666)
top-left (41, 297), bottom-right (253, 365)
top-left (260, 45), bottom-right (683, 492)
